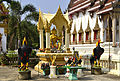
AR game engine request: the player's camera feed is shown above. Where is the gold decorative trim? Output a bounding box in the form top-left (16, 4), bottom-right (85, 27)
top-left (78, 21), bottom-right (84, 44)
top-left (93, 17), bottom-right (100, 31)
top-left (78, 21), bottom-right (83, 33)
top-left (85, 19), bottom-right (91, 32)
top-left (37, 8), bottom-right (44, 32)
top-left (85, 19), bottom-right (91, 44)
top-left (72, 24), bottom-right (77, 35)
top-left (50, 6), bottom-right (68, 28)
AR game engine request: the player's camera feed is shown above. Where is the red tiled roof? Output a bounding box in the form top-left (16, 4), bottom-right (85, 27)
top-left (68, 0), bottom-right (115, 15)
top-left (97, 3), bottom-right (112, 14)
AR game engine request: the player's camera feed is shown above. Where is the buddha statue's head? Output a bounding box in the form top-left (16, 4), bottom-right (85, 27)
top-left (51, 27), bottom-right (57, 35)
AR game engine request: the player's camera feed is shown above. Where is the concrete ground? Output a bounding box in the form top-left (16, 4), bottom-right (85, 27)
top-left (0, 66), bottom-right (120, 81)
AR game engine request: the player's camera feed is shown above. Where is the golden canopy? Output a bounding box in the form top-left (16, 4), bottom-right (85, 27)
top-left (37, 6), bottom-right (72, 32)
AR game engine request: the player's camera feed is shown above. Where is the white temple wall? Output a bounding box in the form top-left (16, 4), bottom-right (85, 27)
top-left (103, 18), bottom-right (107, 42)
top-left (98, 16), bottom-right (104, 42)
top-left (71, 11), bottom-right (104, 43)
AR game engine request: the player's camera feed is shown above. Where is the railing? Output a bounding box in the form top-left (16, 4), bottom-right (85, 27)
top-left (8, 57), bottom-right (39, 67)
top-left (81, 57), bottom-right (118, 70)
top-left (9, 57), bottom-right (18, 66)
top-left (100, 60), bottom-right (117, 70)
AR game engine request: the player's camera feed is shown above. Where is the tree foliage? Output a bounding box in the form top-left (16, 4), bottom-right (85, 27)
top-left (7, 0), bottom-right (39, 50)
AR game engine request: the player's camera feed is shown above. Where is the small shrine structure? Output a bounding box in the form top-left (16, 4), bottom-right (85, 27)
top-left (37, 6), bottom-right (72, 52)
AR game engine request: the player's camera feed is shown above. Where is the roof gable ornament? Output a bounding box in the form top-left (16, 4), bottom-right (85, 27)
top-left (72, 23), bottom-right (77, 34)
top-left (85, 19), bottom-right (91, 32)
top-left (37, 8), bottom-right (44, 31)
top-left (93, 17), bottom-right (100, 31)
top-left (78, 21), bottom-right (83, 33)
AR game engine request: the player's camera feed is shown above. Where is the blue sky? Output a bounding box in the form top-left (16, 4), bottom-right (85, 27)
top-left (17, 0), bottom-right (70, 13)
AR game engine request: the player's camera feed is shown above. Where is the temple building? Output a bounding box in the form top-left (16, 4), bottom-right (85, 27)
top-left (68, 0), bottom-right (120, 76)
top-left (0, 3), bottom-right (9, 53)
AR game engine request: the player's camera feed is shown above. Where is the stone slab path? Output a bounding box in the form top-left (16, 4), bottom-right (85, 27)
top-left (0, 66), bottom-right (120, 81)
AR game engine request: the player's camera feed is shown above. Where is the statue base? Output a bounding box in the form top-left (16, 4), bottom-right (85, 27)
top-left (49, 66), bottom-right (57, 78)
top-left (18, 70), bottom-right (31, 80)
top-left (91, 67), bottom-right (101, 75)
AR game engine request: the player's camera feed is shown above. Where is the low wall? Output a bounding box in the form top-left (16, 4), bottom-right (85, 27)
top-left (69, 42), bottom-right (120, 76)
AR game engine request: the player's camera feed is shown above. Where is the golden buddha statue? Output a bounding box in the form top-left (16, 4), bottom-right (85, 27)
top-left (50, 27), bottom-right (63, 50)
top-left (50, 27), bottom-right (58, 48)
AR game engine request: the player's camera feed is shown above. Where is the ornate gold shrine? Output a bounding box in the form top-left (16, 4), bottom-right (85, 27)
top-left (35, 6), bottom-right (73, 73)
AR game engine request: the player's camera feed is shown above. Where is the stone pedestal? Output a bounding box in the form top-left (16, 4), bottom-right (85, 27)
top-left (49, 66), bottom-right (57, 78)
top-left (77, 69), bottom-right (83, 77)
top-left (18, 70), bottom-right (31, 80)
top-left (91, 67), bottom-right (101, 75)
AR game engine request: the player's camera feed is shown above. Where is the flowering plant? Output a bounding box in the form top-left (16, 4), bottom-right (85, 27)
top-left (39, 48), bottom-right (45, 52)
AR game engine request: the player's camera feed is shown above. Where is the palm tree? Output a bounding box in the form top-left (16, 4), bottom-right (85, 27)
top-left (8, 1), bottom-right (39, 49)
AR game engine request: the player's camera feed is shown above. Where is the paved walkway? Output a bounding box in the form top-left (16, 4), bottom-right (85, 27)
top-left (0, 66), bottom-right (120, 81)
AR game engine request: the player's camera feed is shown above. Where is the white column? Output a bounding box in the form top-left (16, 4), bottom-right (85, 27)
top-left (46, 32), bottom-right (50, 48)
top-left (39, 29), bottom-right (44, 49)
top-left (119, 16), bottom-right (120, 47)
top-left (65, 29), bottom-right (69, 50)
top-left (2, 34), bottom-right (6, 52)
top-left (71, 34), bottom-right (73, 44)
top-left (112, 16), bottom-right (116, 47)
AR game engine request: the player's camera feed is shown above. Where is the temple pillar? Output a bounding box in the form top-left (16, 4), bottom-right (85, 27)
top-left (112, 15), bottom-right (116, 47)
top-left (65, 29), bottom-right (69, 50)
top-left (39, 29), bottom-right (44, 49)
top-left (119, 16), bottom-right (120, 47)
top-left (45, 29), bottom-right (50, 53)
top-left (45, 29), bottom-right (50, 48)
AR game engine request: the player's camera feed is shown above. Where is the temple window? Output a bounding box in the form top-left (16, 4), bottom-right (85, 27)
top-left (72, 24), bottom-right (77, 44)
top-left (79, 33), bottom-right (81, 42)
top-left (78, 21), bottom-right (84, 44)
top-left (94, 30), bottom-right (98, 40)
top-left (93, 17), bottom-right (100, 43)
top-left (73, 34), bottom-right (75, 43)
top-left (85, 19), bottom-right (91, 44)
top-left (86, 32), bottom-right (89, 40)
